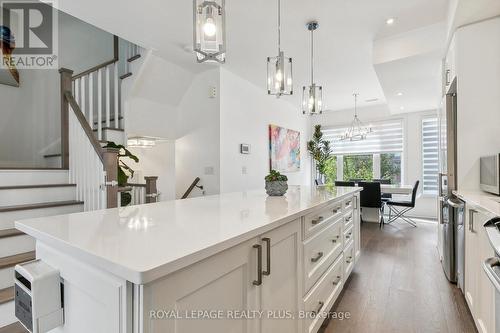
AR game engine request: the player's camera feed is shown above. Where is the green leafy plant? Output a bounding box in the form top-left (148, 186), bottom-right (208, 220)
top-left (265, 169), bottom-right (288, 182)
top-left (103, 141), bottom-right (139, 206)
top-left (307, 125), bottom-right (332, 178)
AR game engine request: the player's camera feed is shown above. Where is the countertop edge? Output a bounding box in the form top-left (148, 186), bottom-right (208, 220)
top-left (16, 188), bottom-right (361, 285)
top-left (453, 190), bottom-right (500, 217)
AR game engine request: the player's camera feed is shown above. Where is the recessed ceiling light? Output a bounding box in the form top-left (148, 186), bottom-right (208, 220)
top-left (400, 106), bottom-right (405, 111)
top-left (365, 98), bottom-right (379, 103)
top-left (386, 18), bottom-right (396, 25)
top-left (396, 92), bottom-right (403, 96)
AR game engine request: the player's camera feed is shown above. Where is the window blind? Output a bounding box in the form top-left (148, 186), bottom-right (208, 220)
top-left (322, 119), bottom-right (404, 155)
top-left (422, 117), bottom-right (439, 195)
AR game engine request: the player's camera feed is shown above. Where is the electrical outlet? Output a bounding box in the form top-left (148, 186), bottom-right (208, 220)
top-left (204, 166), bottom-right (214, 175)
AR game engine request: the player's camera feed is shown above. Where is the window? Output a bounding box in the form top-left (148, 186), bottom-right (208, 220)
top-left (321, 120), bottom-right (404, 185)
top-left (422, 117), bottom-right (439, 195)
top-left (323, 156), bottom-right (337, 183)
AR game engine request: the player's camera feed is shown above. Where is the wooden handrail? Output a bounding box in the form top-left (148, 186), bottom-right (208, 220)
top-left (63, 91), bottom-right (104, 162)
top-left (181, 177), bottom-right (202, 199)
top-left (125, 183), bottom-right (147, 188)
top-left (72, 36), bottom-right (119, 80)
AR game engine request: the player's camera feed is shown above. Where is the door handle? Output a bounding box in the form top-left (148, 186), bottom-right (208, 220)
top-left (252, 244), bottom-right (262, 286)
top-left (311, 252), bottom-right (324, 263)
top-left (469, 209), bottom-right (477, 232)
top-left (262, 237), bottom-right (271, 276)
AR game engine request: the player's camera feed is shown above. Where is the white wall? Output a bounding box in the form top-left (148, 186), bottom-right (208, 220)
top-left (219, 69), bottom-right (311, 193)
top-left (128, 142), bottom-right (176, 201)
top-left (175, 68), bottom-right (221, 198)
top-left (313, 106), bottom-right (438, 219)
top-left (0, 8), bottom-right (114, 167)
top-left (455, 17), bottom-right (500, 191)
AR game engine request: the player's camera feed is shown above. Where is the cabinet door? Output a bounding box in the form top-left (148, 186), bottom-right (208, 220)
top-left (142, 238), bottom-right (260, 333)
top-left (476, 211), bottom-right (495, 333)
top-left (353, 194), bottom-right (361, 261)
top-left (465, 207), bottom-right (479, 316)
top-left (259, 220), bottom-right (300, 333)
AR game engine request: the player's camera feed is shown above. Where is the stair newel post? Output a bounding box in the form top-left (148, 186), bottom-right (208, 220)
top-left (59, 68), bottom-right (74, 169)
top-left (102, 147), bottom-right (120, 208)
top-left (144, 176), bottom-right (159, 203)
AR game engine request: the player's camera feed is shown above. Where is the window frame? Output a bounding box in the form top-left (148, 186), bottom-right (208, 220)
top-left (421, 115), bottom-right (439, 196)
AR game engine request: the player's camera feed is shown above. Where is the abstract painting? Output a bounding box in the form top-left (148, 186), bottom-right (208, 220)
top-left (269, 124), bottom-right (301, 172)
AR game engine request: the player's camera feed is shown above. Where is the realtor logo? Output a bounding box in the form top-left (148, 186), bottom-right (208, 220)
top-left (0, 0), bottom-right (58, 70)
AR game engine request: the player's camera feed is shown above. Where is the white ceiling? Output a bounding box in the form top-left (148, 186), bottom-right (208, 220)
top-left (57, 0), bottom-right (449, 112)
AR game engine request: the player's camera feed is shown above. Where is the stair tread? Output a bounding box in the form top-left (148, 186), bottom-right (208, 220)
top-left (127, 54), bottom-right (141, 62)
top-left (0, 167), bottom-right (68, 171)
top-left (0, 184), bottom-right (75, 190)
top-left (0, 322), bottom-right (28, 333)
top-left (0, 229), bottom-right (23, 239)
top-left (93, 116), bottom-right (123, 125)
top-left (0, 200), bottom-right (84, 213)
top-left (0, 251), bottom-right (35, 270)
top-left (92, 127), bottom-right (124, 132)
top-left (0, 287), bottom-right (14, 305)
top-left (120, 72), bottom-right (132, 80)
top-left (43, 153), bottom-right (61, 158)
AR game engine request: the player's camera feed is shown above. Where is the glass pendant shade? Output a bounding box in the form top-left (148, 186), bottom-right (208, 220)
top-left (193, 0), bottom-right (226, 63)
top-left (267, 51), bottom-right (293, 97)
top-left (302, 84), bottom-right (323, 115)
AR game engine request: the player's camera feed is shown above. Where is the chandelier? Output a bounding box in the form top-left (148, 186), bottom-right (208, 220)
top-left (267, 0), bottom-right (293, 97)
top-left (339, 93), bottom-right (372, 141)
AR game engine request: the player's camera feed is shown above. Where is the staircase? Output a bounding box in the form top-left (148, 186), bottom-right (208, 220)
top-left (0, 169), bottom-right (84, 328)
top-left (0, 39), bottom-right (144, 331)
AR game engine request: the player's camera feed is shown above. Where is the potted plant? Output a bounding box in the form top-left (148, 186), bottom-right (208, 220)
top-left (307, 125), bottom-right (332, 184)
top-left (103, 141), bottom-right (139, 206)
top-left (265, 170), bottom-right (288, 196)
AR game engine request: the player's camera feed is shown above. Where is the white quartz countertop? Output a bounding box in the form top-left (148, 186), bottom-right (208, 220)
top-left (16, 186), bottom-right (360, 285)
top-left (453, 190), bottom-right (500, 217)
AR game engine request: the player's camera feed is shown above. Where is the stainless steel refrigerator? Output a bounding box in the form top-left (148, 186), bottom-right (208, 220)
top-left (438, 79), bottom-right (463, 286)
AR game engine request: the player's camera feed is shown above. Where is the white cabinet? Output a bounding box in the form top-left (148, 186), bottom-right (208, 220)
top-left (259, 220), bottom-right (301, 333)
top-left (141, 220), bottom-right (301, 333)
top-left (443, 35), bottom-right (457, 92)
top-left (464, 205), bottom-right (496, 333)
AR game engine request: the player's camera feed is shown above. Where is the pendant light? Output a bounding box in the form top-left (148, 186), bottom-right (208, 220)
top-left (267, 0), bottom-right (293, 97)
top-left (339, 93), bottom-right (373, 141)
top-left (193, 0), bottom-right (226, 63)
top-left (302, 21), bottom-right (323, 115)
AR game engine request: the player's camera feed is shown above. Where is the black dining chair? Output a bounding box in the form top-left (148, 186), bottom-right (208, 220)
top-left (358, 181), bottom-right (385, 227)
top-left (385, 181), bottom-right (420, 227)
top-left (373, 178), bottom-right (392, 202)
top-left (334, 181), bottom-right (355, 187)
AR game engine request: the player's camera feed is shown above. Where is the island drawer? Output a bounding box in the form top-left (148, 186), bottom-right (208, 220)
top-left (303, 202), bottom-right (343, 239)
top-left (303, 219), bottom-right (343, 293)
top-left (343, 196), bottom-right (355, 212)
top-left (343, 210), bottom-right (354, 229)
top-left (343, 224), bottom-right (354, 249)
top-left (303, 255), bottom-right (343, 333)
top-left (343, 240), bottom-right (355, 278)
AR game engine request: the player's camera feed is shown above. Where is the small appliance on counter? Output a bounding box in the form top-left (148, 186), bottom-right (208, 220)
top-left (480, 154), bottom-right (500, 195)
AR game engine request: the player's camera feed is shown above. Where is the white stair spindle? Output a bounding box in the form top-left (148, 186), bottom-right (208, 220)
top-left (74, 78), bottom-right (80, 106)
top-left (80, 75), bottom-right (86, 123)
top-left (114, 62), bottom-right (119, 128)
top-left (88, 73), bottom-right (94, 127)
top-left (97, 68), bottom-right (103, 141)
top-left (106, 65), bottom-right (111, 128)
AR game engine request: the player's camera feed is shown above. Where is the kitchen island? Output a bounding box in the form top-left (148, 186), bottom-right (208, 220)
top-left (16, 185), bottom-right (361, 333)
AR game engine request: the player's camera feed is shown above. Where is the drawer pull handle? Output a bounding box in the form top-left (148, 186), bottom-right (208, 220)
top-left (346, 256), bottom-right (353, 263)
top-left (332, 276), bottom-right (341, 285)
top-left (345, 216), bottom-right (352, 222)
top-left (311, 216), bottom-right (324, 225)
top-left (311, 252), bottom-right (324, 263)
top-left (332, 208), bottom-right (339, 214)
top-left (262, 237), bottom-right (271, 276)
top-left (346, 234), bottom-right (351, 239)
top-left (252, 244), bottom-right (262, 286)
top-left (312, 301), bottom-right (324, 316)
top-left (346, 201), bottom-right (351, 207)
top-left (332, 235), bottom-right (341, 243)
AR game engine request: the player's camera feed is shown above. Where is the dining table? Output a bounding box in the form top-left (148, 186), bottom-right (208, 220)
top-left (380, 184), bottom-right (414, 195)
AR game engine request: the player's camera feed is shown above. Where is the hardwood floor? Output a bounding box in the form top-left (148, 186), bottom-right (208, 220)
top-left (322, 221), bottom-right (477, 333)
